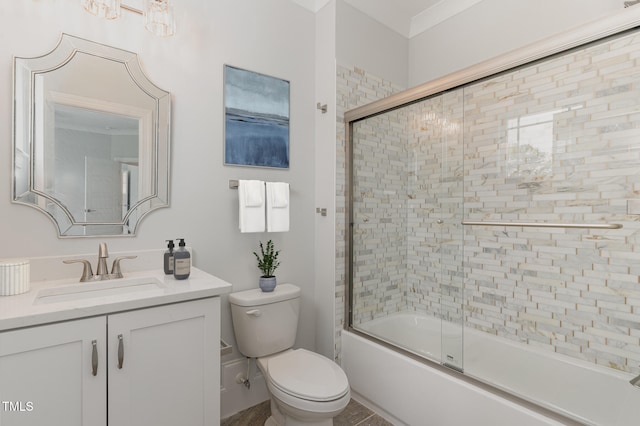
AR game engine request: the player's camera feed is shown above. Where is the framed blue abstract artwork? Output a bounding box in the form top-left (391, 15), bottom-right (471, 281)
top-left (224, 65), bottom-right (290, 168)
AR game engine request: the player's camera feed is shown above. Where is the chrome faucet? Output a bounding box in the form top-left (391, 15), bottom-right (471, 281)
top-left (96, 242), bottom-right (110, 278)
top-left (64, 242), bottom-right (137, 282)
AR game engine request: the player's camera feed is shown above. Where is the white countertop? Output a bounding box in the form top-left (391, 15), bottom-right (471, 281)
top-left (0, 267), bottom-right (232, 331)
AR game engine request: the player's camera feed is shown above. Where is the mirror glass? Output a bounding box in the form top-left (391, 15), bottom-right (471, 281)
top-left (13, 34), bottom-right (171, 237)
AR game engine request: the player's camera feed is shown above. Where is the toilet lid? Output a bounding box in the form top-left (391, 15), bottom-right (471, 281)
top-left (268, 349), bottom-right (349, 402)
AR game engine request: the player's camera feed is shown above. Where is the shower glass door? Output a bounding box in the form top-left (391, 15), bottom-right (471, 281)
top-left (346, 19), bottom-right (640, 424)
top-left (436, 91), bottom-right (464, 371)
top-left (349, 90), bottom-right (464, 370)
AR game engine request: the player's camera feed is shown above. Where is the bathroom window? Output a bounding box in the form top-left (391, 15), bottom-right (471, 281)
top-left (505, 109), bottom-right (558, 179)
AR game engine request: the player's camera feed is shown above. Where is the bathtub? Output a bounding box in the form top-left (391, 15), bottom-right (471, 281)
top-left (356, 313), bottom-right (463, 369)
top-left (343, 313), bottom-right (640, 426)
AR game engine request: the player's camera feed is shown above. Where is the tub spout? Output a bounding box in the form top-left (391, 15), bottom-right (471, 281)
top-left (630, 373), bottom-right (640, 388)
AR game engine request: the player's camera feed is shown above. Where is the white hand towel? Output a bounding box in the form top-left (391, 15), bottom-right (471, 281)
top-left (266, 182), bottom-right (290, 232)
top-left (239, 180), bottom-right (265, 233)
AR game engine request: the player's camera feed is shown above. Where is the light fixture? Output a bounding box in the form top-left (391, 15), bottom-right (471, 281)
top-left (143, 0), bottom-right (176, 37)
top-left (81, 0), bottom-right (176, 36)
top-left (82, 0), bottom-right (121, 19)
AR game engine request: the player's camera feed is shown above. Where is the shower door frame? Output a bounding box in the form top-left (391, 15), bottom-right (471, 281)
top-left (343, 5), bottom-right (640, 360)
top-left (343, 9), bottom-right (640, 126)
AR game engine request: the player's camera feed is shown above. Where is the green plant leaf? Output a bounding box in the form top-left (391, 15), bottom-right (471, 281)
top-left (254, 240), bottom-right (280, 277)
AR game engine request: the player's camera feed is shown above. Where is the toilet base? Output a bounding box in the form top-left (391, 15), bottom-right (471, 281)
top-left (256, 350), bottom-right (350, 426)
top-left (264, 397), bottom-right (334, 426)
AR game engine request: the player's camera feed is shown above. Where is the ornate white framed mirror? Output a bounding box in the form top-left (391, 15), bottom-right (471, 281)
top-left (12, 34), bottom-right (171, 237)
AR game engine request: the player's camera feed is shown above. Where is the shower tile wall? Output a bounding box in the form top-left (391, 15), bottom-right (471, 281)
top-left (463, 31), bottom-right (640, 373)
top-left (348, 90), bottom-right (466, 333)
top-left (343, 29), bottom-right (640, 373)
top-left (336, 65), bottom-right (405, 359)
top-left (351, 111), bottom-right (409, 325)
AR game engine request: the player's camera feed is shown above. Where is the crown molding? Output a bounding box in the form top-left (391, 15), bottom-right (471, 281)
top-left (410, 0), bottom-right (483, 38)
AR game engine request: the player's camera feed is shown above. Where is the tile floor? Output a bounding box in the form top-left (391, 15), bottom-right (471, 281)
top-left (221, 398), bottom-right (394, 426)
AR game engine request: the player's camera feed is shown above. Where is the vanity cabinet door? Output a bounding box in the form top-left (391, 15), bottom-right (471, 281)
top-left (0, 317), bottom-right (107, 426)
top-left (107, 298), bottom-right (220, 426)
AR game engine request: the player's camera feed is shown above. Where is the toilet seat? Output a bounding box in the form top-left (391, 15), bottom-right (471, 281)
top-left (267, 349), bottom-right (350, 402)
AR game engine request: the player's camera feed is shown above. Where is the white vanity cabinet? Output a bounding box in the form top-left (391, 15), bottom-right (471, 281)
top-left (0, 317), bottom-right (107, 426)
top-left (108, 297), bottom-right (219, 426)
top-left (0, 297), bottom-right (220, 426)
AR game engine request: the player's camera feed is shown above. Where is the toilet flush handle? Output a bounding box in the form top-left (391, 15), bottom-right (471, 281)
top-left (246, 309), bottom-right (261, 317)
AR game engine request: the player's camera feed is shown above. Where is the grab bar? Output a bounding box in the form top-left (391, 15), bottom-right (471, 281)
top-left (461, 221), bottom-right (622, 230)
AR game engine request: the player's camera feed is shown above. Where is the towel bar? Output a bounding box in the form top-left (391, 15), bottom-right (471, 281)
top-left (229, 180), bottom-right (291, 190)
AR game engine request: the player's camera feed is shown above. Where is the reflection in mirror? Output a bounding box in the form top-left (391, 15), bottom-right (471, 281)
top-left (12, 34), bottom-right (170, 237)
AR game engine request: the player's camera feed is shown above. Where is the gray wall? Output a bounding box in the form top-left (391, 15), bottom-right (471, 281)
top-left (0, 0), bottom-right (317, 367)
top-left (408, 0), bottom-right (624, 86)
top-left (336, 0), bottom-right (409, 88)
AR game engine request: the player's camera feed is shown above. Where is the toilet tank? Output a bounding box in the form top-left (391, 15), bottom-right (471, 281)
top-left (229, 283), bottom-right (301, 358)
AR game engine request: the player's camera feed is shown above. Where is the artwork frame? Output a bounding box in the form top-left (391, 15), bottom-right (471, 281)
top-left (224, 65), bottom-right (290, 169)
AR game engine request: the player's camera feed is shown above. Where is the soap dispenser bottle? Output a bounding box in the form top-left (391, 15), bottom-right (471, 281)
top-left (164, 239), bottom-right (175, 275)
top-left (173, 238), bottom-right (191, 280)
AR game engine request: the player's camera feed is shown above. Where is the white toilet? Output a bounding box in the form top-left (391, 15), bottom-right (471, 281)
top-left (229, 284), bottom-right (350, 426)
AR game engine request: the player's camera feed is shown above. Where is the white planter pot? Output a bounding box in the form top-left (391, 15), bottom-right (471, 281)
top-left (259, 276), bottom-right (277, 292)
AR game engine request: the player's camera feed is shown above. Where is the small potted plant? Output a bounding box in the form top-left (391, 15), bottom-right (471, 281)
top-left (253, 240), bottom-right (280, 292)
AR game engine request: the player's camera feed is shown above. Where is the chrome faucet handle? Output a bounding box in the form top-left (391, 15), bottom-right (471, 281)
top-left (63, 259), bottom-right (94, 282)
top-left (110, 256), bottom-right (138, 279)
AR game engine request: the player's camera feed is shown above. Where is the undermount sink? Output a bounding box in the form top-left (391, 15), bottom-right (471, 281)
top-left (34, 276), bottom-right (165, 305)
